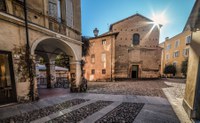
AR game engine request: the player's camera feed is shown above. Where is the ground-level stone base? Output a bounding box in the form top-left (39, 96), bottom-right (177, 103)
top-left (183, 99), bottom-right (196, 119)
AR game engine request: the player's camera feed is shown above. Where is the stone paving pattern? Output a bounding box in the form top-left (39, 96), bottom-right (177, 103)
top-left (0, 93), bottom-right (179, 123)
top-left (50, 101), bottom-right (113, 123)
top-left (95, 102), bottom-right (144, 123)
top-left (0, 79), bottom-right (188, 123)
top-left (0, 99), bottom-right (88, 123)
top-left (87, 80), bottom-right (170, 98)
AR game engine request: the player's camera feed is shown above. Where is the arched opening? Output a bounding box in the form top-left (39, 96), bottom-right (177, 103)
top-left (32, 38), bottom-right (78, 99)
top-left (133, 33), bottom-right (140, 45)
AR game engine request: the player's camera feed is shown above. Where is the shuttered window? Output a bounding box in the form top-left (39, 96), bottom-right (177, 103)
top-left (101, 53), bottom-right (106, 62)
top-left (49, 0), bottom-right (57, 18)
top-left (66, 0), bottom-right (73, 27)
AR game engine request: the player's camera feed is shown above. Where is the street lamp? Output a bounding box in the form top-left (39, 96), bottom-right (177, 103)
top-left (93, 28), bottom-right (99, 37)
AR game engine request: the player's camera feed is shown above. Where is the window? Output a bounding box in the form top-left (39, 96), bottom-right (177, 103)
top-left (186, 35), bottom-right (191, 44)
top-left (102, 69), bottom-right (106, 74)
top-left (91, 69), bottom-right (95, 74)
top-left (183, 48), bottom-right (189, 57)
top-left (102, 40), bottom-right (106, 45)
top-left (66, 0), bottom-right (73, 27)
top-left (173, 62), bottom-right (177, 67)
top-left (57, 0), bottom-right (61, 22)
top-left (101, 53), bottom-right (106, 62)
top-left (173, 51), bottom-right (179, 58)
top-left (166, 54), bottom-right (170, 60)
top-left (0, 0), bottom-right (6, 11)
top-left (166, 44), bottom-right (171, 50)
top-left (91, 42), bottom-right (95, 47)
top-left (174, 40), bottom-right (180, 48)
top-left (133, 33), bottom-right (140, 45)
top-left (49, 0), bottom-right (57, 18)
top-left (91, 54), bottom-right (95, 63)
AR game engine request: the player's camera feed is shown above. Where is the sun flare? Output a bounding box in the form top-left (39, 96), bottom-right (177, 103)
top-left (152, 12), bottom-right (168, 25)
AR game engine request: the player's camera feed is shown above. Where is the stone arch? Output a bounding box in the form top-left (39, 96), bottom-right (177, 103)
top-left (31, 36), bottom-right (78, 61)
top-left (31, 36), bottom-right (82, 98)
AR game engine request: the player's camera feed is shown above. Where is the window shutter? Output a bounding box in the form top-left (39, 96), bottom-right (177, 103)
top-left (101, 53), bottom-right (106, 62)
top-left (49, 0), bottom-right (57, 18)
top-left (66, 0), bottom-right (73, 27)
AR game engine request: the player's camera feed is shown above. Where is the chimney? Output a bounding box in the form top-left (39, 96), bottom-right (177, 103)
top-left (93, 28), bottom-right (99, 37)
top-left (165, 37), bottom-right (169, 41)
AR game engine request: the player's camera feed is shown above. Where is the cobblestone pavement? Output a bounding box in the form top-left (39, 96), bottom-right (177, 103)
top-left (0, 93), bottom-right (179, 123)
top-left (87, 80), bottom-right (170, 98)
top-left (162, 79), bottom-right (192, 123)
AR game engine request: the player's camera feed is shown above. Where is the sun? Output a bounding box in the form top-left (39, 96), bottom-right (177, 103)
top-left (152, 12), bottom-right (168, 25)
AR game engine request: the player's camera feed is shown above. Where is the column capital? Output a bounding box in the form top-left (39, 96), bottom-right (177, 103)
top-left (70, 60), bottom-right (82, 65)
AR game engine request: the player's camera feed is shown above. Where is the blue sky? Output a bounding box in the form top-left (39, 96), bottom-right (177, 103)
top-left (81, 0), bottom-right (195, 43)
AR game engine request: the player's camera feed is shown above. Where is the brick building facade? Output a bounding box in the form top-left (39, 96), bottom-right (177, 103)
top-left (84, 14), bottom-right (162, 81)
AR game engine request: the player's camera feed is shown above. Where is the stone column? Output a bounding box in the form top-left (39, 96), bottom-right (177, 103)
top-left (34, 61), bottom-right (40, 99)
top-left (45, 61), bottom-right (56, 88)
top-left (76, 61), bottom-right (81, 87)
top-left (70, 61), bottom-right (81, 88)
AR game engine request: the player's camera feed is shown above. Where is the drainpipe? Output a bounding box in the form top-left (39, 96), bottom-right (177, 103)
top-left (23, 0), bottom-right (34, 101)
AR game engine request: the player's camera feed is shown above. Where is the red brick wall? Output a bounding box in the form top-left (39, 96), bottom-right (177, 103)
top-left (83, 35), bottom-right (115, 81)
top-left (84, 14), bottom-right (162, 81)
top-left (111, 15), bottom-right (161, 79)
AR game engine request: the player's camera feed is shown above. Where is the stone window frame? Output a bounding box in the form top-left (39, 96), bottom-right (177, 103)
top-left (91, 69), bottom-right (95, 75)
top-left (57, 0), bottom-right (62, 22)
top-left (66, 0), bottom-right (74, 28)
top-left (102, 69), bottom-right (106, 74)
top-left (166, 54), bottom-right (170, 60)
top-left (101, 53), bottom-right (106, 63)
top-left (48, 0), bottom-right (65, 23)
top-left (173, 61), bottom-right (177, 67)
top-left (48, 0), bottom-right (58, 19)
top-left (174, 40), bottom-right (180, 48)
top-left (183, 48), bottom-right (189, 57)
top-left (91, 42), bottom-right (95, 47)
top-left (185, 35), bottom-right (191, 45)
top-left (91, 54), bottom-right (95, 64)
top-left (102, 39), bottom-right (106, 45)
top-left (166, 44), bottom-right (171, 51)
top-left (132, 33), bottom-right (140, 45)
top-left (173, 50), bottom-right (180, 58)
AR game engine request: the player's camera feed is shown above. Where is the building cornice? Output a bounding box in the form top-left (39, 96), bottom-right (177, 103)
top-left (89, 32), bottom-right (119, 40)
